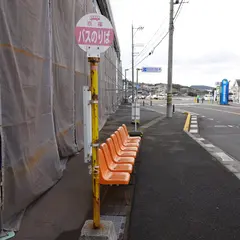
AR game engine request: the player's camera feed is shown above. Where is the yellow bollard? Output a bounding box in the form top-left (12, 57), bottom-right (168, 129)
top-left (89, 57), bottom-right (100, 229)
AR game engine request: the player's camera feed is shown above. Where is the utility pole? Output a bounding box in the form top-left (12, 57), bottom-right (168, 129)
top-left (166, 0), bottom-right (174, 118)
top-left (131, 24), bottom-right (134, 103)
top-left (135, 68), bottom-right (141, 131)
top-left (131, 25), bottom-right (144, 104)
top-left (124, 68), bottom-right (129, 102)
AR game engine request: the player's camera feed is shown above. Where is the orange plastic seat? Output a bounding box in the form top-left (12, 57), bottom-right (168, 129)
top-left (101, 143), bottom-right (133, 173)
top-left (107, 138), bottom-right (137, 163)
top-left (111, 134), bottom-right (138, 152)
top-left (116, 129), bottom-right (139, 148)
top-left (98, 149), bottom-right (130, 185)
top-left (104, 139), bottom-right (136, 165)
top-left (114, 132), bottom-right (138, 158)
top-left (122, 124), bottom-right (141, 142)
top-left (118, 127), bottom-right (140, 145)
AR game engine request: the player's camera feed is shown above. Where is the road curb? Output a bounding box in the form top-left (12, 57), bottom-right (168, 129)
top-left (183, 112), bottom-right (191, 131)
top-left (189, 114), bottom-right (199, 134)
top-left (183, 112), bottom-right (199, 134)
top-left (185, 131), bottom-right (240, 182)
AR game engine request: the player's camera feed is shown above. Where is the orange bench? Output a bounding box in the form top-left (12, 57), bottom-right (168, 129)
top-left (97, 124), bottom-right (141, 186)
top-left (122, 124), bottom-right (141, 142)
top-left (111, 133), bottom-right (138, 152)
top-left (100, 143), bottom-right (133, 173)
top-left (119, 126), bottom-right (140, 144)
top-left (99, 148), bottom-right (130, 185)
top-left (117, 128), bottom-right (139, 148)
top-left (104, 138), bottom-right (136, 163)
top-left (111, 133), bottom-right (138, 158)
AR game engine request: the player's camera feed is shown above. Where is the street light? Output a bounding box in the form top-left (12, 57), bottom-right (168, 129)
top-left (137, 26), bottom-right (144, 31)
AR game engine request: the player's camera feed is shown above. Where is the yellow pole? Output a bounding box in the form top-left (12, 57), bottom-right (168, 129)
top-left (89, 57), bottom-right (100, 229)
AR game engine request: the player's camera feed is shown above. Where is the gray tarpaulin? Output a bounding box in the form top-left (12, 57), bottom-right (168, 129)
top-left (0, 0), bottom-right (123, 231)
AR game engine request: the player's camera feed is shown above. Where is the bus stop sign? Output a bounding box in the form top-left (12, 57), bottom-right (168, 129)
top-left (75, 13), bottom-right (114, 57)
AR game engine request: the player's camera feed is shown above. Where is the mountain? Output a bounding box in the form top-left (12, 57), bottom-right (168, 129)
top-left (190, 85), bottom-right (213, 91)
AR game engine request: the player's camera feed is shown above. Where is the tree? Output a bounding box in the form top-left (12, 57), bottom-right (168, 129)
top-left (188, 92), bottom-right (197, 97)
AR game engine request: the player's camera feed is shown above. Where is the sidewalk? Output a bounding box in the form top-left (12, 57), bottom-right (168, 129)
top-left (13, 104), bottom-right (160, 240)
top-left (129, 113), bottom-right (240, 240)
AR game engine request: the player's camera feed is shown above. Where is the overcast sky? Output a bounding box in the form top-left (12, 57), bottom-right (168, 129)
top-left (109, 0), bottom-right (240, 87)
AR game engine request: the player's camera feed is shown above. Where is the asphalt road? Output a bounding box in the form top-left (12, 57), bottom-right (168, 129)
top-left (129, 112), bottom-right (240, 240)
top-left (143, 98), bottom-right (240, 162)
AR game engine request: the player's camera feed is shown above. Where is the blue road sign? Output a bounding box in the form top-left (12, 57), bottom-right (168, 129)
top-left (136, 84), bottom-right (140, 89)
top-left (142, 67), bottom-right (162, 73)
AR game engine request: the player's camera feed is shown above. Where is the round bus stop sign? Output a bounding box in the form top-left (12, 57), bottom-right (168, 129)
top-left (75, 13), bottom-right (114, 57)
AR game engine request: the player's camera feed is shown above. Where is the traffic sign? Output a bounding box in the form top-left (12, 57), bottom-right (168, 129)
top-left (75, 13), bottom-right (114, 57)
top-left (142, 67), bottom-right (162, 73)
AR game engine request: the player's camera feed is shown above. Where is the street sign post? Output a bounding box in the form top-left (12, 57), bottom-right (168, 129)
top-left (142, 67), bottom-right (162, 73)
top-left (75, 13), bottom-right (114, 230)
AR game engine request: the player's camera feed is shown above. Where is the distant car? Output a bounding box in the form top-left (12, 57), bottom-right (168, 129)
top-left (203, 94), bottom-right (211, 100)
top-left (128, 95), bottom-right (137, 101)
top-left (146, 95), bottom-right (151, 100)
top-left (151, 95), bottom-right (157, 99)
top-left (228, 93), bottom-right (233, 102)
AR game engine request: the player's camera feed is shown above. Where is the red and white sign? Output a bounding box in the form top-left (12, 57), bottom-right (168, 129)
top-left (75, 13), bottom-right (114, 57)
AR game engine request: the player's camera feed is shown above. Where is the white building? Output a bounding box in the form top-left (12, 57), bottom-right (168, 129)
top-left (231, 79), bottom-right (240, 102)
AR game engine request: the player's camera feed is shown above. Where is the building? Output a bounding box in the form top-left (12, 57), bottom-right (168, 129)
top-left (0, 0), bottom-right (122, 231)
top-left (155, 83), bottom-right (167, 95)
top-left (231, 80), bottom-right (240, 102)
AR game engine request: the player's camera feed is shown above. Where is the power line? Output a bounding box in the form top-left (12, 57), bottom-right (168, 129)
top-left (134, 0), bottom-right (185, 68)
top-left (104, 54), bottom-right (126, 80)
top-left (135, 31), bottom-right (169, 67)
top-left (174, 0), bottom-right (184, 20)
top-left (126, 16), bottom-right (168, 68)
top-left (151, 31), bottom-right (169, 53)
top-left (134, 16), bottom-right (168, 63)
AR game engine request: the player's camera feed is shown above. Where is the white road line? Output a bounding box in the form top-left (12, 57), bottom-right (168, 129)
top-left (228, 125), bottom-right (233, 128)
top-left (190, 124), bottom-right (198, 128)
top-left (208, 118), bottom-right (214, 120)
top-left (187, 132), bottom-right (240, 182)
top-left (225, 165), bottom-right (239, 173)
top-left (204, 144), bottom-right (215, 148)
top-left (191, 121), bottom-right (197, 124)
top-left (189, 105), bottom-right (240, 116)
top-left (215, 152), bottom-right (234, 162)
top-left (214, 125), bottom-right (227, 128)
top-left (197, 138), bottom-right (205, 141)
top-left (202, 116), bottom-right (205, 118)
top-left (190, 129), bottom-right (198, 133)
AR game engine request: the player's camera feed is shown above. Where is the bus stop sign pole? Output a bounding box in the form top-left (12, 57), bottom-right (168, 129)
top-left (75, 13), bottom-right (114, 229)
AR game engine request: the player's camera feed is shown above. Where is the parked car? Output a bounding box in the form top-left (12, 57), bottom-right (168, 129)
top-left (203, 94), bottom-right (211, 100)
